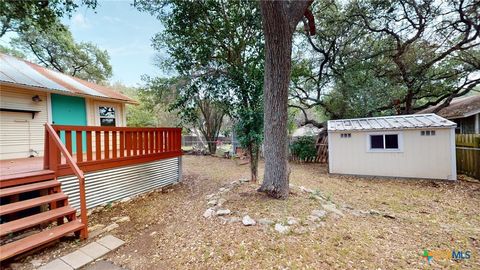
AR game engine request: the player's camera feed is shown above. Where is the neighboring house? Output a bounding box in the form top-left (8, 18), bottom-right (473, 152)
top-left (291, 124), bottom-right (322, 138)
top-left (0, 53), bottom-right (136, 159)
top-left (328, 114), bottom-right (457, 180)
top-left (417, 94), bottom-right (480, 134)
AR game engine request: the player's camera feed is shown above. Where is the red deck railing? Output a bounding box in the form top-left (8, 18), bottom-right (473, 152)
top-left (43, 124), bottom-right (183, 239)
top-left (45, 125), bottom-right (182, 176)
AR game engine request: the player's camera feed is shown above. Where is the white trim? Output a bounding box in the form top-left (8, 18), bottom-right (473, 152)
top-left (475, 113), bottom-right (479, 134)
top-left (46, 92), bottom-right (52, 124)
top-left (449, 128), bottom-right (457, 180)
top-left (327, 131), bottom-right (333, 173)
top-left (366, 131), bottom-right (404, 153)
top-left (95, 102), bottom-right (119, 127)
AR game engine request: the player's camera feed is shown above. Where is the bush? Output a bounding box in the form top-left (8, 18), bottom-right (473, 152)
top-left (290, 136), bottom-right (317, 162)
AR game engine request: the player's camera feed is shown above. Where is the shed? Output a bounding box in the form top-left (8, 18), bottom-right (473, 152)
top-left (327, 114), bottom-right (457, 180)
top-left (0, 53), bottom-right (136, 159)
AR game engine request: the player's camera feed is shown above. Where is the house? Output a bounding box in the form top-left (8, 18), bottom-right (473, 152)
top-left (417, 94), bottom-right (480, 134)
top-left (0, 53), bottom-right (136, 160)
top-left (327, 114), bottom-right (456, 180)
top-left (0, 53), bottom-right (182, 261)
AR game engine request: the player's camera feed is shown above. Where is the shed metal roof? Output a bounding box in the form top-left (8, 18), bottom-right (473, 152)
top-left (327, 114), bottom-right (456, 132)
top-left (0, 53), bottom-right (136, 104)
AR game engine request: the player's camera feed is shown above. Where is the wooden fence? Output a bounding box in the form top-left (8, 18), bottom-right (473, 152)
top-left (456, 134), bottom-right (480, 179)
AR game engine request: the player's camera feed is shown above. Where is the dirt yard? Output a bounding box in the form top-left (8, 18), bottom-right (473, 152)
top-left (9, 156), bottom-right (480, 269)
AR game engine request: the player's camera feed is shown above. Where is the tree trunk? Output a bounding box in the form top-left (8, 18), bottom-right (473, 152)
top-left (259, 2), bottom-right (293, 199)
top-left (258, 1), bottom-right (311, 199)
top-left (248, 143), bottom-right (259, 182)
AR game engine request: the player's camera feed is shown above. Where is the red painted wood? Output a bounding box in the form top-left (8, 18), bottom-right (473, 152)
top-left (0, 193), bottom-right (67, 216)
top-left (86, 131), bottom-right (93, 161)
top-left (95, 131), bottom-right (101, 160)
top-left (0, 220), bottom-right (84, 261)
top-left (0, 180), bottom-right (59, 198)
top-left (0, 170), bottom-right (55, 188)
top-left (112, 131), bottom-right (117, 159)
top-left (76, 131), bottom-right (83, 162)
top-left (104, 131), bottom-right (110, 159)
top-left (65, 131), bottom-right (72, 155)
top-left (126, 131), bottom-right (131, 157)
top-left (120, 131), bottom-right (125, 158)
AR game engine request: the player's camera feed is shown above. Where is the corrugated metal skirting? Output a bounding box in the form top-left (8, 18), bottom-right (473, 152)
top-left (58, 157), bottom-right (180, 210)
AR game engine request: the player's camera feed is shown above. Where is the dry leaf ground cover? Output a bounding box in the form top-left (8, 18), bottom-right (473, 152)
top-left (8, 155), bottom-right (480, 270)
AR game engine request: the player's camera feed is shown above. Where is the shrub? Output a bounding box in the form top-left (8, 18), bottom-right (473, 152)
top-left (290, 136), bottom-right (317, 162)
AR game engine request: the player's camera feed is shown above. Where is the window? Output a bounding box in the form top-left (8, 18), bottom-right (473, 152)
top-left (340, 133), bottom-right (351, 138)
top-left (368, 133), bottom-right (401, 151)
top-left (421, 130), bottom-right (436, 136)
top-left (99, 106), bottom-right (116, 126)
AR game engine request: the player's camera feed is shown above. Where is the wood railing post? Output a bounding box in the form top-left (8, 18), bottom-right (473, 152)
top-left (44, 128), bottom-right (50, 169)
top-left (79, 175), bottom-right (88, 239)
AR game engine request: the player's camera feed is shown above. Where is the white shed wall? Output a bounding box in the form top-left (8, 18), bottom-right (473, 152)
top-left (328, 128), bottom-right (455, 180)
top-left (0, 86), bottom-right (49, 159)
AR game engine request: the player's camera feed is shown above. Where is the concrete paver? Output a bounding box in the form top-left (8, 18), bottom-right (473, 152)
top-left (61, 250), bottom-right (94, 269)
top-left (97, 235), bottom-right (125, 251)
top-left (38, 258), bottom-right (73, 270)
top-left (79, 242), bottom-right (110, 259)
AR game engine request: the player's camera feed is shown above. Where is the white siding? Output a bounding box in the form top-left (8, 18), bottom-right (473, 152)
top-left (0, 86), bottom-right (49, 159)
top-left (328, 128), bottom-right (455, 180)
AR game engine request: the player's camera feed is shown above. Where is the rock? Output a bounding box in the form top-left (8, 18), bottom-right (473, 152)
top-left (215, 209), bottom-right (231, 216)
top-left (300, 186), bottom-right (314, 193)
top-left (150, 231), bottom-right (158, 236)
top-left (311, 210), bottom-right (327, 218)
top-left (31, 259), bottom-right (43, 267)
top-left (219, 187), bottom-right (227, 192)
top-left (89, 224), bottom-right (105, 231)
top-left (206, 194), bottom-right (217, 200)
top-left (239, 178), bottom-right (250, 183)
top-left (369, 209), bottom-right (381, 215)
top-left (287, 217), bottom-right (299, 225)
top-left (203, 208), bottom-right (215, 218)
top-left (307, 215), bottom-right (320, 222)
top-left (217, 198), bottom-right (227, 207)
top-left (227, 217), bottom-right (242, 223)
top-left (104, 223), bottom-right (119, 232)
top-left (116, 216), bottom-right (130, 223)
top-left (230, 180), bottom-right (239, 186)
top-left (207, 199), bottom-right (218, 206)
top-left (322, 204), bottom-right (345, 217)
top-left (120, 197), bottom-right (131, 203)
top-left (274, 223), bottom-right (290, 234)
top-left (258, 218), bottom-right (274, 225)
top-left (383, 213), bottom-right (396, 219)
top-left (242, 215), bottom-right (256, 226)
top-left (9, 263), bottom-right (24, 270)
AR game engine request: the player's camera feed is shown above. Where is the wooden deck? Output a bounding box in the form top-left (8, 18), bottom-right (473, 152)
top-left (0, 157), bottom-right (43, 176)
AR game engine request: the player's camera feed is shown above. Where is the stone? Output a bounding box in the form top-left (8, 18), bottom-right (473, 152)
top-left (116, 216), bottom-right (130, 223)
top-left (217, 198), bottom-right (227, 206)
top-left (239, 178), bottom-right (250, 183)
top-left (287, 217), bottom-right (299, 226)
top-left (103, 223), bottom-right (119, 232)
top-left (383, 213), bottom-right (396, 219)
top-left (274, 223), bottom-right (290, 234)
top-left (120, 197), bottom-right (131, 203)
top-left (31, 259), bottom-right (43, 268)
top-left (370, 209), bottom-right (381, 215)
top-left (322, 204), bottom-right (345, 217)
top-left (242, 215), bottom-right (256, 226)
top-left (97, 235), bottom-right (125, 251)
top-left (38, 259), bottom-right (73, 270)
top-left (307, 215), bottom-right (320, 222)
top-left (258, 218), bottom-right (274, 225)
top-left (230, 180), bottom-right (239, 186)
top-left (89, 224), bottom-right (105, 231)
top-left (84, 260), bottom-right (128, 270)
top-left (215, 209), bottom-right (231, 216)
top-left (311, 210), bottom-right (327, 219)
top-left (207, 199), bottom-right (218, 206)
top-left (203, 208), bottom-right (215, 218)
top-left (293, 227), bottom-right (308, 234)
top-left (79, 242), bottom-right (110, 259)
top-left (150, 231), bottom-right (158, 236)
top-left (61, 250), bottom-right (94, 269)
top-left (206, 194), bottom-right (217, 200)
top-left (300, 186), bottom-right (314, 193)
top-left (227, 217), bottom-right (242, 223)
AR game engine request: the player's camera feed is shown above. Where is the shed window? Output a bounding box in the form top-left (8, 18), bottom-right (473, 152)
top-left (369, 134), bottom-right (400, 151)
top-left (99, 106), bottom-right (116, 126)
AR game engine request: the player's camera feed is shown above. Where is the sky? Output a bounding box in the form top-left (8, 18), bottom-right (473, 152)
top-left (61, 1), bottom-right (165, 86)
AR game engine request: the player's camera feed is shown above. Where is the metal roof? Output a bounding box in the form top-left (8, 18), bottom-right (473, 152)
top-left (0, 53), bottom-right (136, 104)
top-left (327, 114), bottom-right (456, 132)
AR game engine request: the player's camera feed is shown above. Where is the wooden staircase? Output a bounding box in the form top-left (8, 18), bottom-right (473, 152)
top-left (0, 170), bottom-right (85, 261)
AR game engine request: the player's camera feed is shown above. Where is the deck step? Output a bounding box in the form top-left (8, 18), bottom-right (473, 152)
top-left (0, 206), bottom-right (76, 237)
top-left (0, 193), bottom-right (67, 216)
top-left (0, 170), bottom-right (55, 188)
top-left (0, 180), bottom-right (60, 198)
top-left (0, 220), bottom-right (84, 261)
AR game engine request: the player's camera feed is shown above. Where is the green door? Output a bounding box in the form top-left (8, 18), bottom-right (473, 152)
top-left (51, 94), bottom-right (87, 152)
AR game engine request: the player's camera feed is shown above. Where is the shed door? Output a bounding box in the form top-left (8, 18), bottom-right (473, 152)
top-left (51, 94), bottom-right (87, 152)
